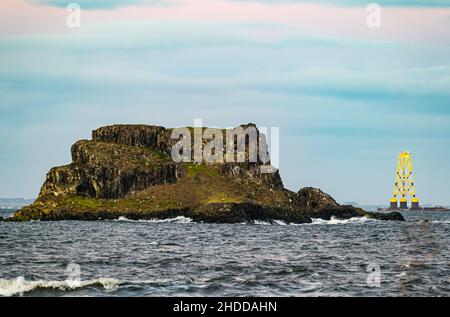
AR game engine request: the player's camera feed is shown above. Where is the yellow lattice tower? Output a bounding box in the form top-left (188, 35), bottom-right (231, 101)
top-left (390, 151), bottom-right (419, 210)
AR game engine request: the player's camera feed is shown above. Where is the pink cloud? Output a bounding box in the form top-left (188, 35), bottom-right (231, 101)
top-left (1, 0), bottom-right (449, 44)
top-left (0, 0), bottom-right (68, 35)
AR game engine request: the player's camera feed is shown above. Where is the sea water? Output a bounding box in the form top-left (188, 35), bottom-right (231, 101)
top-left (0, 210), bottom-right (449, 297)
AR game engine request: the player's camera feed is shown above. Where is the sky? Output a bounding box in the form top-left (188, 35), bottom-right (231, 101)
top-left (1, 0), bottom-right (450, 205)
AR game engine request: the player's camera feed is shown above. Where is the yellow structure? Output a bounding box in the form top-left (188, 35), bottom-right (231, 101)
top-left (390, 151), bottom-right (419, 210)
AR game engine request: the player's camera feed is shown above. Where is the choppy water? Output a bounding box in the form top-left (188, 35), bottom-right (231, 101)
top-left (0, 210), bottom-right (449, 297)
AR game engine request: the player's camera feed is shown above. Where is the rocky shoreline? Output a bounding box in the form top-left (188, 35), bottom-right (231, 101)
top-left (9, 124), bottom-right (404, 223)
top-left (2, 205), bottom-right (404, 223)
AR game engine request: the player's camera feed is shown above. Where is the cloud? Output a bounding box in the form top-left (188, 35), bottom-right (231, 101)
top-left (28, 0), bottom-right (450, 9)
top-left (232, 0), bottom-right (450, 7)
top-left (28, 0), bottom-right (175, 9)
top-left (1, 21), bottom-right (449, 112)
top-left (2, 62), bottom-right (450, 127)
top-left (2, 5), bottom-right (450, 202)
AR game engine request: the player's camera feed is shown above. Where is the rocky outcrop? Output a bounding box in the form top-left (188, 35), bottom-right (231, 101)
top-left (12, 123), bottom-right (404, 223)
top-left (218, 163), bottom-right (284, 191)
top-left (191, 203), bottom-right (311, 224)
top-left (93, 125), bottom-right (172, 154)
top-left (296, 187), bottom-right (339, 210)
top-left (365, 211), bottom-right (404, 221)
top-left (306, 205), bottom-right (366, 220)
top-left (40, 140), bottom-right (184, 199)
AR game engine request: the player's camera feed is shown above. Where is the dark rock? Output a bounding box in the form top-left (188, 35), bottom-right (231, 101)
top-left (306, 205), bottom-right (366, 220)
top-left (303, 203), bottom-right (405, 222)
top-left (190, 203), bottom-right (312, 224)
top-left (296, 187), bottom-right (339, 210)
top-left (40, 140), bottom-right (184, 199)
top-left (218, 163), bottom-right (284, 190)
top-left (93, 124), bottom-right (172, 154)
top-left (365, 211), bottom-right (405, 221)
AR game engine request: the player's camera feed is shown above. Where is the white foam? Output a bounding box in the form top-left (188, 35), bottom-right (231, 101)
top-left (252, 220), bottom-right (272, 225)
top-left (115, 216), bottom-right (193, 223)
top-left (251, 219), bottom-right (287, 225)
top-left (309, 216), bottom-right (373, 225)
top-left (431, 220), bottom-right (450, 224)
top-left (250, 217), bottom-right (372, 226)
top-left (0, 276), bottom-right (119, 297)
top-left (115, 216), bottom-right (377, 225)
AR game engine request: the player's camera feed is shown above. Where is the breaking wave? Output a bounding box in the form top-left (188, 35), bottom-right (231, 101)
top-left (0, 276), bottom-right (119, 297)
top-left (251, 219), bottom-right (287, 226)
top-left (431, 220), bottom-right (450, 224)
top-left (309, 216), bottom-right (373, 225)
top-left (114, 216), bottom-right (193, 223)
top-left (250, 217), bottom-right (373, 226)
top-left (113, 216), bottom-right (378, 226)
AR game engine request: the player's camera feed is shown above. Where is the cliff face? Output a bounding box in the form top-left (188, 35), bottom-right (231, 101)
top-left (92, 125), bottom-right (173, 154)
top-left (11, 124), bottom-right (404, 223)
top-left (40, 140), bottom-right (183, 199)
top-left (38, 124), bottom-right (282, 199)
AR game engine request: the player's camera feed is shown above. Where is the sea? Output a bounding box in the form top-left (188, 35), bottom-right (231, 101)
top-left (0, 208), bottom-right (449, 297)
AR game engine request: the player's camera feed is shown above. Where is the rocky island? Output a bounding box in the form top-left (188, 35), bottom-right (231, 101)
top-left (9, 124), bottom-right (404, 223)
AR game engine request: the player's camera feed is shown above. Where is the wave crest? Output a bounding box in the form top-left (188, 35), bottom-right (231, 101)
top-left (309, 216), bottom-right (373, 225)
top-left (115, 216), bottom-right (192, 223)
top-left (247, 217), bottom-right (373, 226)
top-left (252, 219), bottom-right (287, 226)
top-left (431, 220), bottom-right (450, 224)
top-left (0, 276), bottom-right (119, 297)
